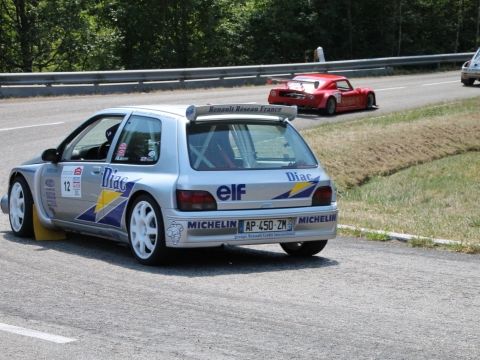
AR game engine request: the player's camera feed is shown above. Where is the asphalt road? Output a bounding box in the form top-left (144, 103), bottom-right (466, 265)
top-left (0, 70), bottom-right (479, 359)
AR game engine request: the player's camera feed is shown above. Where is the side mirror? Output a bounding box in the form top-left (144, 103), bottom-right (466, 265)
top-left (41, 148), bottom-right (60, 163)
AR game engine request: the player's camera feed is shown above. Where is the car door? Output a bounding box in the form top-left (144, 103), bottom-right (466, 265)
top-left (40, 114), bottom-right (126, 226)
top-left (335, 80), bottom-right (361, 110)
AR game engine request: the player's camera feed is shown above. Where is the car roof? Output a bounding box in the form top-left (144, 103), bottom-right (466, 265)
top-left (117, 104), bottom-right (191, 118)
top-left (293, 73), bottom-right (347, 81)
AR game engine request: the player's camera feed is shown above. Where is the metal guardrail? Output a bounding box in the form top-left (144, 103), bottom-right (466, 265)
top-left (0, 53), bottom-right (472, 98)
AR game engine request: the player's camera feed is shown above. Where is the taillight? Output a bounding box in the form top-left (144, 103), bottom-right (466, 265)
top-left (176, 190), bottom-right (217, 211)
top-left (312, 186), bottom-right (332, 206)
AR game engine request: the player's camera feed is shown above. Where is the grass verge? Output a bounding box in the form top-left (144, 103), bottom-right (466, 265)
top-left (301, 97), bottom-right (480, 249)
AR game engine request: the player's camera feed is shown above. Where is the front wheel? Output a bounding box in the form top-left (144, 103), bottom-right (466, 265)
top-left (366, 93), bottom-right (375, 109)
top-left (127, 194), bottom-right (171, 265)
top-left (280, 240), bottom-right (328, 257)
top-left (9, 176), bottom-right (34, 237)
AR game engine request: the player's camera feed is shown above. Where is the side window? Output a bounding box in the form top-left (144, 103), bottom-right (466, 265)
top-left (62, 116), bottom-right (123, 161)
top-left (336, 80), bottom-right (352, 91)
top-left (112, 115), bottom-right (161, 164)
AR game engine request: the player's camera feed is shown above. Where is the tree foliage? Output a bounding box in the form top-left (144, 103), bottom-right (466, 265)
top-left (1, 0), bottom-right (479, 72)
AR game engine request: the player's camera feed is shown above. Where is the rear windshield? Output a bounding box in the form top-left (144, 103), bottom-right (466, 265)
top-left (288, 78), bottom-right (325, 91)
top-left (187, 121), bottom-right (317, 170)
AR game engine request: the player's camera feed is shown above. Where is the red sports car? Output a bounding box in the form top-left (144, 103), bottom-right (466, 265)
top-left (267, 73), bottom-right (376, 115)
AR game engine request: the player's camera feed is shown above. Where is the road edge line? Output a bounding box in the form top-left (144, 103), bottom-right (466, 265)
top-left (338, 224), bottom-right (460, 245)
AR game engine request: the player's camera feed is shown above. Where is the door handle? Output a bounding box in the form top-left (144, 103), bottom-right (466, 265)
top-left (92, 166), bottom-right (102, 175)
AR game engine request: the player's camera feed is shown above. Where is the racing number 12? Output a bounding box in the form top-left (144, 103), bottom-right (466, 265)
top-left (63, 181), bottom-right (71, 192)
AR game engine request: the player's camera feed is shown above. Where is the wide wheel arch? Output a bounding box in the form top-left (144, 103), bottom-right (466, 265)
top-left (124, 190), bottom-right (164, 232)
top-left (125, 191), bottom-right (173, 265)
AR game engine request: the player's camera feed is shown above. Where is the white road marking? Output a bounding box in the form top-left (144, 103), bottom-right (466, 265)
top-left (421, 80), bottom-right (458, 86)
top-left (0, 322), bottom-right (77, 344)
top-left (374, 86), bottom-right (406, 92)
top-left (0, 121), bottom-right (64, 132)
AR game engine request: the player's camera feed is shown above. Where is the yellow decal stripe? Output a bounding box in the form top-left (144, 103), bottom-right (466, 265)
top-left (95, 190), bottom-right (122, 213)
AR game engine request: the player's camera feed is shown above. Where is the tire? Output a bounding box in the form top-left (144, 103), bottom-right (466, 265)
top-left (280, 240), bottom-right (328, 257)
top-left (461, 78), bottom-right (475, 86)
top-left (324, 97), bottom-right (336, 116)
top-left (366, 93), bottom-right (375, 109)
top-left (127, 194), bottom-right (171, 265)
top-left (9, 176), bottom-right (34, 237)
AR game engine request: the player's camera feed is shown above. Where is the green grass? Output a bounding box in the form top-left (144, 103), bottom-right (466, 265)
top-left (340, 152), bottom-right (480, 244)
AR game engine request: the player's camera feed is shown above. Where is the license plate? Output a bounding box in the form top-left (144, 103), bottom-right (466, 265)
top-left (238, 218), bottom-right (294, 233)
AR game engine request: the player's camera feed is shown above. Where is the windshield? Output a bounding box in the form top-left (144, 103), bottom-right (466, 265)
top-left (187, 121), bottom-right (317, 171)
top-left (474, 48), bottom-right (480, 61)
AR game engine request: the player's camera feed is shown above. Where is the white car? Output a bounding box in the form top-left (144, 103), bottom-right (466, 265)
top-left (461, 48), bottom-right (480, 86)
top-left (1, 104), bottom-right (338, 265)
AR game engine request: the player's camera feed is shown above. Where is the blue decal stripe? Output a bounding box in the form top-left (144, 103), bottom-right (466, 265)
top-left (76, 205), bottom-right (97, 222)
top-left (97, 200), bottom-right (128, 228)
top-left (121, 180), bottom-right (139, 198)
top-left (273, 191), bottom-right (291, 200)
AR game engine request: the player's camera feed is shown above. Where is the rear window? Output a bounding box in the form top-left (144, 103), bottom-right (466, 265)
top-left (289, 77), bottom-right (325, 91)
top-left (187, 122), bottom-right (317, 170)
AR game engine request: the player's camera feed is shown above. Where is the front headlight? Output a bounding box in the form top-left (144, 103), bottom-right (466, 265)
top-left (270, 90), bottom-right (277, 97)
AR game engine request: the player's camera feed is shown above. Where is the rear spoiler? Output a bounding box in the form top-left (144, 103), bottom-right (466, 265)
top-left (186, 104), bottom-right (297, 122)
top-left (267, 77), bottom-right (321, 89)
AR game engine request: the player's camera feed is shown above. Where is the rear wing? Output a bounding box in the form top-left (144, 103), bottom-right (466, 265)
top-left (268, 77), bottom-right (321, 89)
top-left (186, 104), bottom-right (297, 122)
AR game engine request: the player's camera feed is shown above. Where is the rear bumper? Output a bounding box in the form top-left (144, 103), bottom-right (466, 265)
top-left (163, 205), bottom-right (338, 248)
top-left (461, 68), bottom-right (480, 79)
top-left (268, 95), bottom-right (320, 109)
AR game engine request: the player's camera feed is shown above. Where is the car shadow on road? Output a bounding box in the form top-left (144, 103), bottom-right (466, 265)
top-left (1, 231), bottom-right (339, 276)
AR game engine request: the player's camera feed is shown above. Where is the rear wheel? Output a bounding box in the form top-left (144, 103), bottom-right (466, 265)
top-left (9, 176), bottom-right (34, 237)
top-left (127, 194), bottom-right (171, 265)
top-left (324, 97), bottom-right (336, 116)
top-left (366, 93), bottom-right (375, 109)
top-left (280, 240), bottom-right (328, 257)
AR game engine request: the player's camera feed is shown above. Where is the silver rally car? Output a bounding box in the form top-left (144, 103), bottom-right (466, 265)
top-left (461, 47), bottom-right (480, 86)
top-left (1, 104), bottom-right (337, 265)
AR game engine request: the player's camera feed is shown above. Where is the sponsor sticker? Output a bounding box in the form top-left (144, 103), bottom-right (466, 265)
top-left (166, 221), bottom-right (184, 244)
top-left (297, 214), bottom-right (337, 224)
top-left (187, 220), bottom-right (238, 230)
top-left (61, 166), bottom-right (83, 198)
top-left (216, 184), bottom-right (246, 201)
top-left (334, 92), bottom-right (342, 103)
top-left (116, 142), bottom-right (127, 157)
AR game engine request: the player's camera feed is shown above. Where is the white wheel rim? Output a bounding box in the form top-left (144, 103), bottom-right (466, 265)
top-left (9, 182), bottom-right (25, 232)
top-left (130, 201), bottom-right (158, 259)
